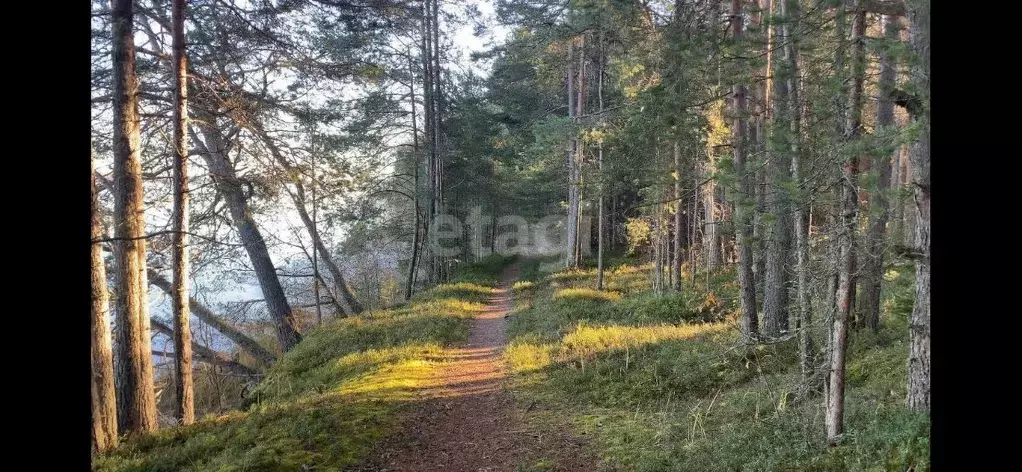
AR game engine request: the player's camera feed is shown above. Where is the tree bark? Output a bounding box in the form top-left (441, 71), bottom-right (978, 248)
top-left (431, 0), bottom-right (446, 282)
top-left (761, 0), bottom-right (795, 338)
top-left (701, 159), bottom-right (721, 271)
top-left (827, 0), bottom-right (866, 445)
top-left (776, 0), bottom-right (815, 388)
top-left (672, 140), bottom-right (684, 291)
top-left (111, 0), bottom-right (159, 434)
top-left (596, 29), bottom-right (606, 290)
top-left (857, 14), bottom-right (899, 332)
top-left (91, 147), bottom-right (118, 452)
top-left (191, 115), bottom-right (302, 352)
top-left (731, 0), bottom-right (759, 341)
top-left (170, 0), bottom-right (194, 426)
top-left (565, 39), bottom-right (579, 268)
top-left (420, 0), bottom-right (437, 284)
top-left (406, 50), bottom-right (422, 301)
top-left (750, 0), bottom-right (772, 295)
top-left (906, 0), bottom-right (930, 412)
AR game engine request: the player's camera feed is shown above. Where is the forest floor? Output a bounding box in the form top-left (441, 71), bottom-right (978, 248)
top-left (357, 261), bottom-right (595, 472)
top-left (93, 255), bottom-right (927, 471)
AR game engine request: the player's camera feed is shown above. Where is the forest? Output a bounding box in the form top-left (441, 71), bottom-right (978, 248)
top-left (90, 0), bottom-right (930, 470)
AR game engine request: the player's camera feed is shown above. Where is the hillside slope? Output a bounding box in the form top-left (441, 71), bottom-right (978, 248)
top-left (96, 255), bottom-right (928, 471)
top-left (505, 256), bottom-right (929, 471)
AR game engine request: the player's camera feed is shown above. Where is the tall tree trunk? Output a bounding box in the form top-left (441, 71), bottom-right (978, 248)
top-left (906, 0), bottom-right (930, 412)
top-left (420, 0), bottom-right (437, 284)
top-left (777, 0), bottom-right (815, 388)
top-left (857, 15), bottom-right (899, 332)
top-left (596, 29), bottom-right (606, 290)
top-left (827, 0), bottom-right (866, 445)
top-left (573, 36), bottom-right (587, 268)
top-left (890, 144), bottom-right (906, 244)
top-left (901, 145), bottom-right (915, 248)
top-left (731, 0), bottom-right (759, 341)
top-left (701, 159), bottom-right (721, 271)
top-left (170, 0), bottom-right (194, 426)
top-left (91, 148), bottom-right (118, 452)
top-left (565, 38), bottom-right (579, 268)
top-left (311, 141), bottom-right (323, 325)
top-left (111, 0), bottom-right (158, 434)
top-left (753, 0), bottom-right (773, 296)
top-left (406, 51), bottom-right (422, 301)
top-left (672, 140), bottom-right (684, 291)
top-left (761, 0), bottom-right (794, 338)
top-left (191, 117), bottom-right (302, 352)
top-left (431, 0), bottom-right (446, 282)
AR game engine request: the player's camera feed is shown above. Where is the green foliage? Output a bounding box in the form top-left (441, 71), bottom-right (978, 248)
top-left (506, 260), bottom-right (929, 472)
top-left (624, 218), bottom-right (652, 255)
top-left (95, 273), bottom-right (506, 471)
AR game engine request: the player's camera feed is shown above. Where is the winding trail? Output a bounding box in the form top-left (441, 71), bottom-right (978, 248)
top-left (360, 263), bottom-right (522, 472)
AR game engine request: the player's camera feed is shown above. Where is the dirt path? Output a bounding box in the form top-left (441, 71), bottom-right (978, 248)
top-left (358, 263), bottom-right (522, 472)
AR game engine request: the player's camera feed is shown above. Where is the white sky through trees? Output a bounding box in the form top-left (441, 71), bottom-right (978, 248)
top-left (92, 0), bottom-right (510, 354)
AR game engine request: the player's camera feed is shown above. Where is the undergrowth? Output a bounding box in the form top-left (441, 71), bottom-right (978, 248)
top-left (505, 257), bottom-right (928, 471)
top-left (94, 255), bottom-right (515, 472)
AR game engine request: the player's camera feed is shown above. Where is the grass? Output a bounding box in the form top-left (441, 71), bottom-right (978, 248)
top-left (95, 253), bottom-right (927, 471)
top-left (504, 256), bottom-right (929, 471)
top-left (94, 255), bottom-right (516, 472)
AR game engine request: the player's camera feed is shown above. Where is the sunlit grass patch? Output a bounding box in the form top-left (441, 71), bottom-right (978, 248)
top-left (552, 287), bottom-right (622, 302)
top-left (335, 356), bottom-right (444, 401)
top-left (512, 280), bottom-right (535, 292)
top-left (559, 321), bottom-right (729, 360)
top-left (505, 340), bottom-right (556, 373)
top-left (423, 282), bottom-right (498, 303)
top-left (550, 268), bottom-right (595, 282)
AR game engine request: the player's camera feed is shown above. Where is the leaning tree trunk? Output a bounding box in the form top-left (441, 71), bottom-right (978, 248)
top-left (827, 0), bottom-right (866, 445)
top-left (149, 319), bottom-right (258, 378)
top-left (857, 14), bottom-right (899, 332)
top-left (91, 147), bottom-right (118, 452)
top-left (147, 268), bottom-right (277, 366)
top-left (111, 0), bottom-right (158, 434)
top-left (253, 126), bottom-right (363, 315)
top-left (906, 0), bottom-right (930, 412)
top-left (731, 0), bottom-right (759, 341)
top-left (191, 115), bottom-right (302, 353)
top-left (170, 0), bottom-right (194, 426)
top-left (93, 172), bottom-right (279, 369)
